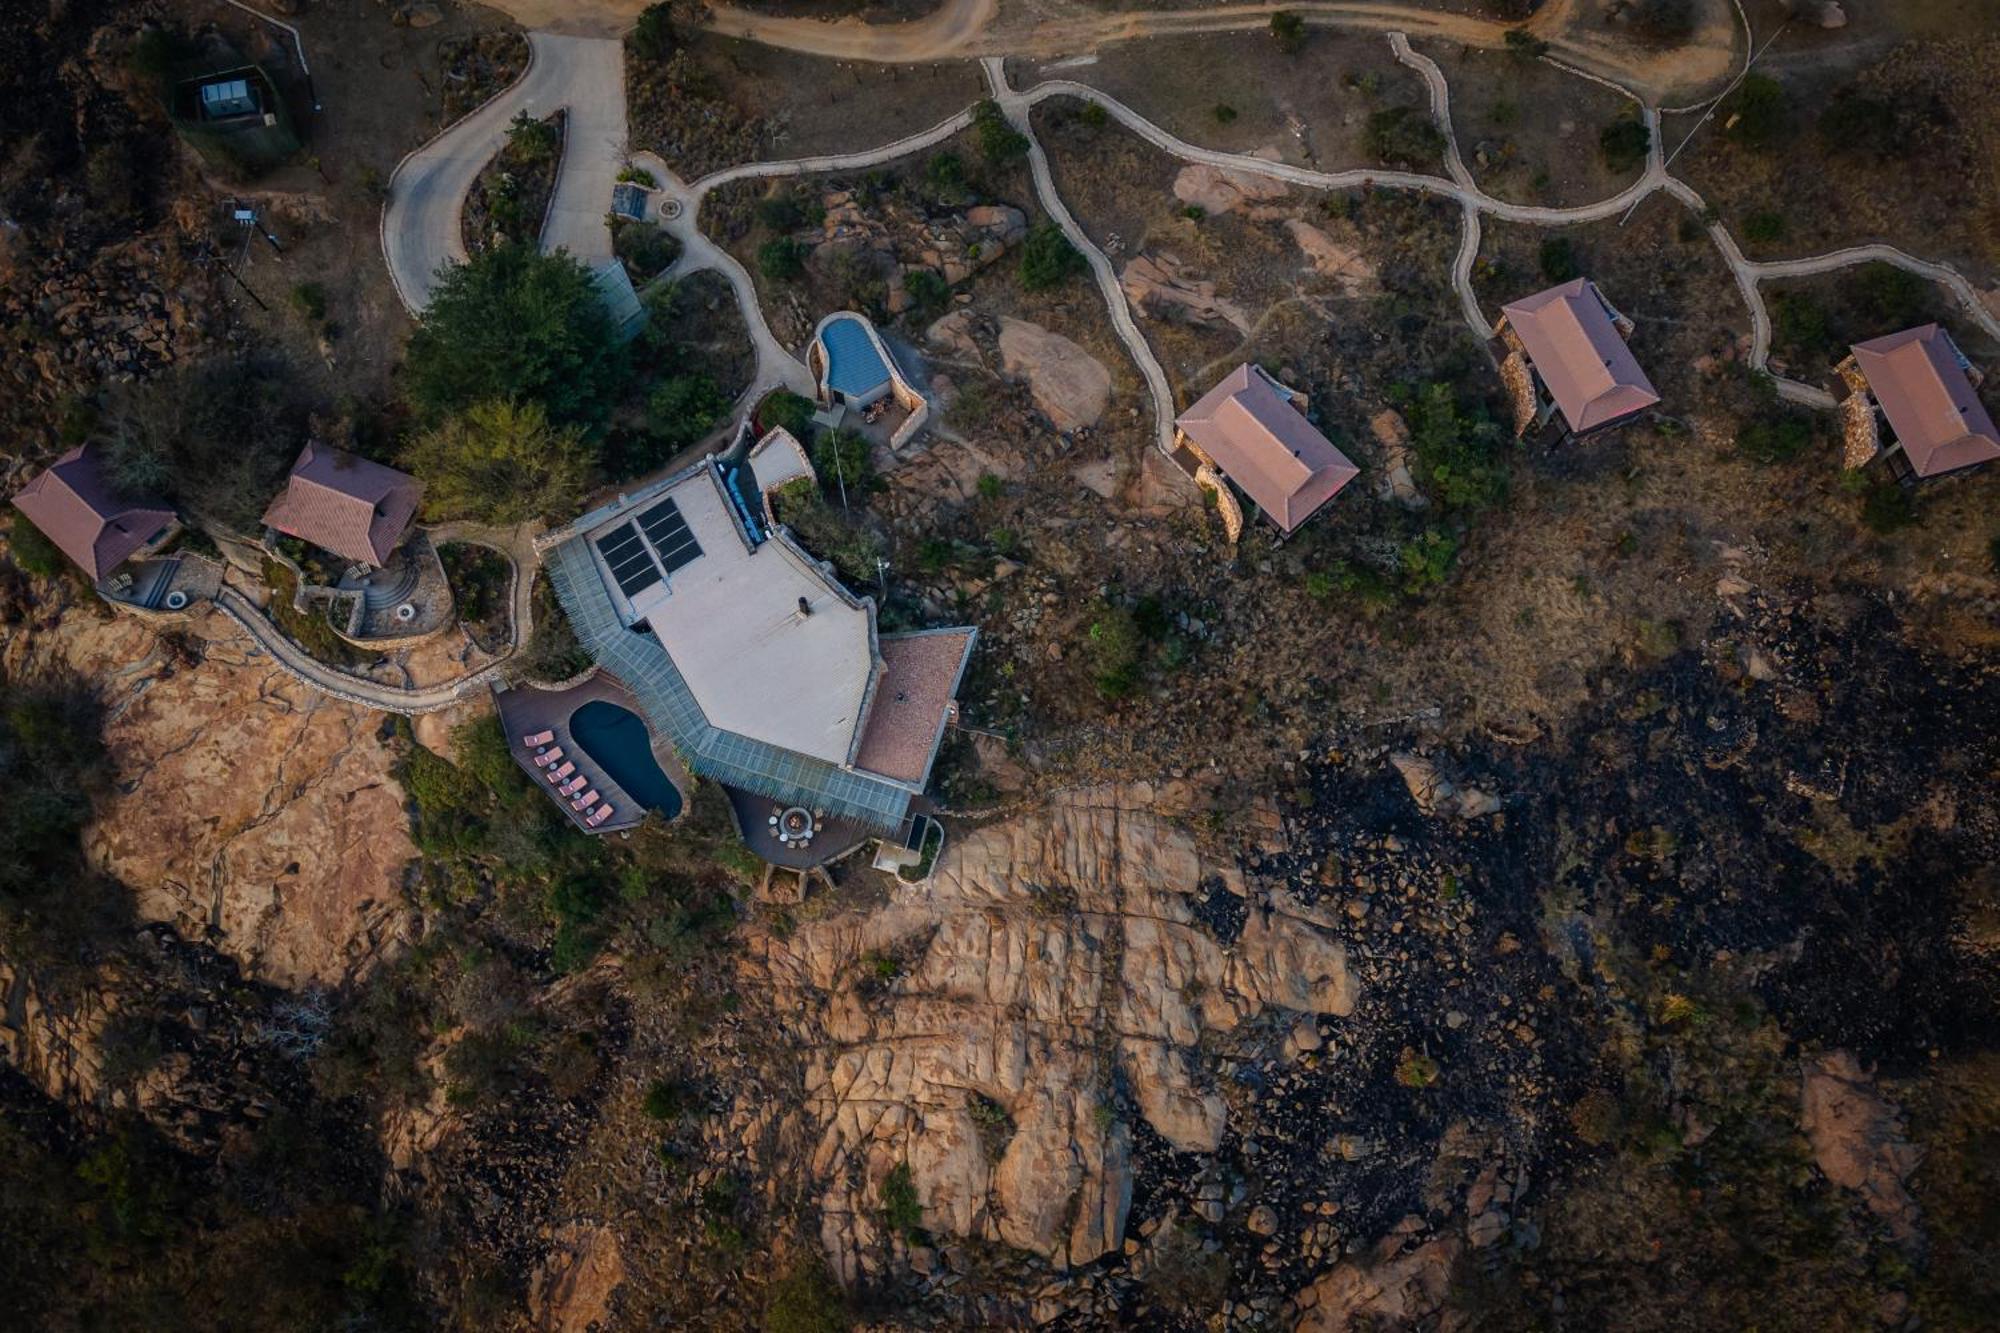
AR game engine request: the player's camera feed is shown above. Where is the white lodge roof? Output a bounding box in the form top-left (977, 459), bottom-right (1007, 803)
top-left (604, 465), bottom-right (876, 767)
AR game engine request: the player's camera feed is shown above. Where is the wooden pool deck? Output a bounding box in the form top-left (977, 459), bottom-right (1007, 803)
top-left (492, 672), bottom-right (689, 836)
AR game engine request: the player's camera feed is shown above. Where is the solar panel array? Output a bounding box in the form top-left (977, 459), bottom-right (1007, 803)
top-left (637, 498), bottom-right (702, 573)
top-left (594, 522), bottom-right (660, 599)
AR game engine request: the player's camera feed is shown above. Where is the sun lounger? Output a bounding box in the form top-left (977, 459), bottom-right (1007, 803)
top-left (561, 774), bottom-right (588, 795)
top-left (534, 746), bottom-right (563, 767)
top-left (522, 730), bottom-right (555, 748)
top-left (570, 790), bottom-right (599, 811)
top-left (587, 804), bottom-right (613, 827)
top-left (546, 761), bottom-right (575, 783)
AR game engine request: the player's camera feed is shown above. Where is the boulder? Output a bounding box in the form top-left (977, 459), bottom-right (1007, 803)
top-left (1368, 409), bottom-right (1427, 508)
top-left (1173, 159), bottom-right (1291, 216)
top-left (1799, 1050), bottom-right (1923, 1243)
top-left (1285, 220), bottom-right (1379, 296)
top-left (1120, 252), bottom-right (1253, 334)
top-left (1389, 752), bottom-right (1502, 820)
top-left (1292, 1224), bottom-right (1461, 1331)
top-left (997, 317), bottom-right (1112, 432)
top-left (526, 1224), bottom-right (626, 1333)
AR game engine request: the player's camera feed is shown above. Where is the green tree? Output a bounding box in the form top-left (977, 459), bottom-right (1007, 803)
top-left (647, 373), bottom-right (729, 453)
top-left (1402, 382), bottom-right (1509, 511)
top-left (1600, 117), bottom-right (1651, 172)
top-left (405, 244), bottom-right (625, 428)
top-left (628, 1), bottom-right (681, 61)
top-left (972, 99), bottom-right (1029, 164)
top-left (758, 238), bottom-right (807, 282)
top-left (505, 109), bottom-right (559, 164)
top-left (1018, 222), bottom-right (1085, 292)
top-left (757, 389), bottom-right (814, 439)
top-left (1270, 11), bottom-right (1307, 54)
top-left (1538, 235), bottom-right (1579, 283)
top-left (1399, 528), bottom-right (1459, 594)
top-left (1088, 605), bottom-right (1144, 700)
top-left (401, 399), bottom-right (592, 524)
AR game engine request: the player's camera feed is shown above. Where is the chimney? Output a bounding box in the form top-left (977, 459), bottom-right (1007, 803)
top-left (797, 596), bottom-right (812, 617)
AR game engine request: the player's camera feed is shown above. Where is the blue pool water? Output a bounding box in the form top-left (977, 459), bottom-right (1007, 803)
top-left (567, 700), bottom-right (683, 819)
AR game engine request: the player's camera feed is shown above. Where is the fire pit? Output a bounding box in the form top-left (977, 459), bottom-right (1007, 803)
top-left (776, 806), bottom-right (815, 844)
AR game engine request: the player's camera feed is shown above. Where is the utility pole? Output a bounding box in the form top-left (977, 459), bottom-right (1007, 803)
top-left (1620, 16), bottom-right (1793, 227)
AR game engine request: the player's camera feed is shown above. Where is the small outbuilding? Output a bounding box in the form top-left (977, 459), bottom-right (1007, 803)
top-left (1495, 278), bottom-right (1659, 439)
top-left (1173, 363), bottom-right (1359, 541)
top-left (169, 51), bottom-right (299, 177)
top-left (1837, 324), bottom-right (2000, 482)
top-left (261, 443), bottom-right (423, 569)
top-left (10, 445), bottom-right (178, 584)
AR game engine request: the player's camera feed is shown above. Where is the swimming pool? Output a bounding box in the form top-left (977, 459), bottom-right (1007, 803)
top-left (567, 700), bottom-right (684, 819)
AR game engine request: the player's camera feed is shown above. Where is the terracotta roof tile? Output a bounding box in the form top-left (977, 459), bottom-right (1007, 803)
top-left (10, 445), bottom-right (175, 582)
top-left (1850, 325), bottom-right (2000, 478)
top-left (1499, 278), bottom-right (1659, 434)
top-left (1174, 365), bottom-right (1359, 533)
top-left (853, 628), bottom-right (977, 787)
top-left (261, 443), bottom-right (423, 566)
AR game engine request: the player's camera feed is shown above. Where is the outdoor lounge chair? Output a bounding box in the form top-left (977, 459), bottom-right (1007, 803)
top-left (522, 730), bottom-right (555, 748)
top-left (570, 790), bottom-right (599, 811)
top-left (587, 804), bottom-right (613, 827)
top-left (534, 746), bottom-right (563, 767)
top-left (561, 774), bottom-right (588, 795)
top-left (546, 761), bottom-right (575, 783)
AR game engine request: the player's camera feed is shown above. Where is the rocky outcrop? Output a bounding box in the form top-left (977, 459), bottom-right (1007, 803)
top-left (1368, 409), bottom-right (1427, 508)
top-left (1120, 251), bottom-right (1253, 334)
top-left (9, 605), bottom-right (416, 989)
top-left (1292, 1218), bottom-right (1463, 1331)
top-left (1799, 1049), bottom-right (1923, 1243)
top-left (1285, 220), bottom-right (1380, 296)
top-left (751, 786), bottom-right (1357, 1284)
top-left (527, 1223), bottom-right (627, 1333)
top-left (1389, 752), bottom-right (1502, 820)
top-left (1174, 159), bottom-right (1291, 217)
top-left (996, 316), bottom-right (1112, 432)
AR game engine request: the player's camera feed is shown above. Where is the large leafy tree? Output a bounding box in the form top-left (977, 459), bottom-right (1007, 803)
top-left (403, 244), bottom-right (627, 428)
top-left (401, 399), bottom-right (592, 524)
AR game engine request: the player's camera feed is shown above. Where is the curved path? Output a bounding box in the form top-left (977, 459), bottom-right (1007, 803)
top-left (382, 32), bottom-right (624, 312)
top-left (703, 0), bottom-right (1737, 107)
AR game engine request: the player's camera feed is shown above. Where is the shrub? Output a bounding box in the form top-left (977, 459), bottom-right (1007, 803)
top-left (1504, 27), bottom-right (1549, 59)
top-left (1736, 412), bottom-right (1812, 464)
top-left (612, 219), bottom-right (680, 278)
top-left (290, 281), bottom-right (328, 323)
top-left (1538, 236), bottom-right (1579, 283)
top-left (505, 109), bottom-right (559, 164)
top-left (641, 1078), bottom-right (688, 1121)
top-left (1181, 204), bottom-right (1205, 221)
top-left (971, 100), bottom-right (1029, 163)
top-left (901, 267), bottom-right (948, 317)
top-left (925, 150), bottom-right (967, 198)
top-left (1845, 262), bottom-right (1928, 330)
top-left (1723, 73), bottom-right (1790, 150)
top-left (628, 1), bottom-right (680, 61)
top-left (757, 189), bottom-right (817, 232)
top-left (1395, 1048), bottom-right (1441, 1088)
top-left (1213, 103), bottom-right (1237, 124)
top-left (7, 514), bottom-right (66, 578)
top-left (1402, 382), bottom-right (1509, 511)
top-left (1770, 292), bottom-right (1832, 366)
top-left (401, 399), bottom-right (593, 524)
top-left (1366, 106), bottom-right (1445, 167)
top-left (757, 238), bottom-right (807, 282)
top-left (1743, 210), bottom-right (1786, 244)
top-left (1269, 11), bottom-right (1307, 54)
top-left (645, 373), bottom-right (728, 456)
top-left (1599, 117), bottom-right (1651, 172)
top-left (765, 1259), bottom-right (851, 1333)
top-left (1079, 100), bottom-right (1109, 129)
top-left (1088, 605), bottom-right (1144, 700)
top-left (812, 428), bottom-right (874, 497)
top-left (405, 244), bottom-right (625, 428)
top-left (879, 1163), bottom-right (925, 1243)
top-left (1858, 478), bottom-right (1916, 534)
top-left (1818, 92), bottom-right (1896, 159)
top-left (1399, 528), bottom-right (1459, 595)
top-left (1018, 222), bottom-right (1084, 292)
top-left (757, 389), bottom-right (814, 439)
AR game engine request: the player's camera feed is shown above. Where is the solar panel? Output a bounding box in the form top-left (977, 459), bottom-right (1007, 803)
top-left (595, 522), bottom-right (661, 598)
top-left (637, 498), bottom-right (702, 574)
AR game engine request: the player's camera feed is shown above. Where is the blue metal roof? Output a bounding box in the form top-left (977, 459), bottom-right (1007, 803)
top-left (821, 315), bottom-right (891, 400)
top-left (544, 536), bottom-right (913, 831)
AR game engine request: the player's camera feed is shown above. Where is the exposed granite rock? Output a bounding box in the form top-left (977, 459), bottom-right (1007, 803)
top-left (1292, 1219), bottom-right (1463, 1331)
top-left (1173, 158), bottom-right (1292, 217)
top-left (1800, 1049), bottom-right (1923, 1243)
top-left (10, 606), bottom-right (416, 989)
top-left (1120, 251), bottom-right (1253, 334)
top-left (749, 786), bottom-right (1356, 1284)
top-left (997, 317), bottom-right (1112, 433)
top-left (526, 1223), bottom-right (626, 1333)
top-left (1285, 219), bottom-right (1380, 296)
